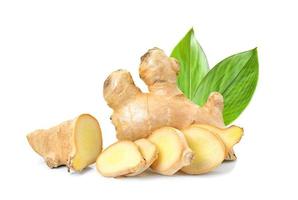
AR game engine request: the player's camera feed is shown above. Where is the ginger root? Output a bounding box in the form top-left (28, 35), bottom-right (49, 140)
top-left (181, 126), bottom-right (225, 174)
top-left (103, 48), bottom-right (225, 142)
top-left (96, 141), bottom-right (146, 177)
top-left (27, 114), bottom-right (102, 172)
top-left (193, 124), bottom-right (244, 160)
top-left (148, 127), bottom-right (194, 175)
top-left (126, 139), bottom-right (158, 176)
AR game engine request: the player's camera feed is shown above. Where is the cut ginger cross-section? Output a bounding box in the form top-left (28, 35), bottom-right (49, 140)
top-left (96, 141), bottom-right (146, 177)
top-left (181, 125), bottom-right (225, 174)
top-left (148, 127), bottom-right (194, 176)
top-left (27, 114), bottom-right (102, 172)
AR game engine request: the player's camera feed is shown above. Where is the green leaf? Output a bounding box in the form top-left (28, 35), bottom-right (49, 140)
top-left (171, 28), bottom-right (209, 99)
top-left (193, 48), bottom-right (259, 125)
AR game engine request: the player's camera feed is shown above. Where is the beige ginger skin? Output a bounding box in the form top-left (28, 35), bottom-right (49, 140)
top-left (104, 48), bottom-right (224, 136)
top-left (27, 114), bottom-right (102, 171)
top-left (103, 48), bottom-right (240, 158)
top-left (103, 48), bottom-right (237, 159)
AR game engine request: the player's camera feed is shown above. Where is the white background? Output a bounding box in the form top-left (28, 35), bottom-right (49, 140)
top-left (0, 0), bottom-right (297, 199)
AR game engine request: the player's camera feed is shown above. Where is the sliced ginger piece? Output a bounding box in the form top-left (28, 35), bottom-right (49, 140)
top-left (148, 127), bottom-right (194, 176)
top-left (181, 126), bottom-right (225, 174)
top-left (193, 124), bottom-right (243, 160)
top-left (70, 115), bottom-right (103, 171)
top-left (96, 141), bottom-right (145, 177)
top-left (135, 139), bottom-right (158, 166)
top-left (27, 114), bottom-right (102, 172)
top-left (126, 138), bottom-right (158, 176)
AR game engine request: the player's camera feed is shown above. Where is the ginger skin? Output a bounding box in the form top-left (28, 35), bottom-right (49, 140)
top-left (27, 114), bottom-right (102, 171)
top-left (103, 48), bottom-right (225, 142)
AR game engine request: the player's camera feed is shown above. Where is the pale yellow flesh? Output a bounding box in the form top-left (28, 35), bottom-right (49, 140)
top-left (193, 124), bottom-right (243, 155)
top-left (135, 139), bottom-right (157, 164)
top-left (96, 141), bottom-right (145, 177)
top-left (148, 127), bottom-right (193, 175)
top-left (181, 126), bottom-right (225, 174)
top-left (126, 139), bottom-right (158, 176)
top-left (71, 115), bottom-right (103, 171)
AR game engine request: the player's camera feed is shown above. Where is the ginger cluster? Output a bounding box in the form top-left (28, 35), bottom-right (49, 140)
top-left (27, 48), bottom-right (244, 177)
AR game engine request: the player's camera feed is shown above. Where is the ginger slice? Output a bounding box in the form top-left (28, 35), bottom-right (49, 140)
top-left (27, 114), bottom-right (102, 172)
top-left (126, 139), bottom-right (158, 176)
top-left (193, 124), bottom-right (243, 160)
top-left (96, 141), bottom-right (145, 177)
top-left (148, 127), bottom-right (194, 176)
top-left (181, 126), bottom-right (225, 174)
